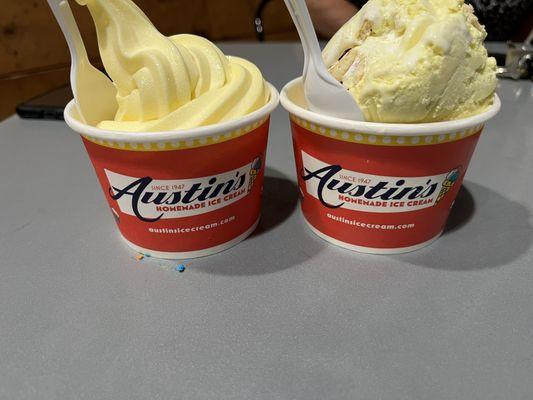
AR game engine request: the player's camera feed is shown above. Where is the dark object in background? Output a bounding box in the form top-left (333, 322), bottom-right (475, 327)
top-left (16, 85), bottom-right (72, 120)
top-left (343, 0), bottom-right (532, 42)
top-left (469, 0), bottom-right (533, 41)
top-left (254, 0), bottom-right (270, 41)
top-left (256, 0), bottom-right (531, 42)
top-left (497, 42), bottom-right (533, 80)
top-left (491, 52), bottom-right (508, 66)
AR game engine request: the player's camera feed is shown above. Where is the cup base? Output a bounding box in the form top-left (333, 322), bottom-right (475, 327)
top-left (120, 218), bottom-right (260, 260)
top-left (303, 216), bottom-right (442, 255)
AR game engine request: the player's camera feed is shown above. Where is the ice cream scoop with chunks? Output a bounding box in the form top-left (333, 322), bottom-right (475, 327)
top-left (76, 0), bottom-right (270, 132)
top-left (322, 0), bottom-right (497, 123)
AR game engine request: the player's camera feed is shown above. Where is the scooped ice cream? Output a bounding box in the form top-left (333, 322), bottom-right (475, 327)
top-left (323, 0), bottom-right (497, 123)
top-left (76, 0), bottom-right (270, 132)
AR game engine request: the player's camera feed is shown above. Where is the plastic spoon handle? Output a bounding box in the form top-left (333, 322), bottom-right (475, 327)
top-left (283, 0), bottom-right (310, 76)
top-left (288, 0), bottom-right (329, 78)
top-left (283, 0), bottom-right (363, 120)
top-left (47, 0), bottom-right (117, 125)
top-left (47, 0), bottom-right (89, 66)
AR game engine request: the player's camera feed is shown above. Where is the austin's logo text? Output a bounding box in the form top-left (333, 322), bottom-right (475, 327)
top-left (105, 158), bottom-right (261, 222)
top-left (301, 152), bottom-right (460, 214)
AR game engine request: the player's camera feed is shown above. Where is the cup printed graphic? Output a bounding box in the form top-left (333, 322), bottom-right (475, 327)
top-left (435, 168), bottom-right (461, 204)
top-left (106, 161), bottom-right (258, 223)
top-left (247, 156), bottom-right (263, 194)
top-left (301, 152), bottom-right (459, 213)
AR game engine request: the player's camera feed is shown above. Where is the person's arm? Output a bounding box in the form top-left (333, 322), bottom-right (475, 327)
top-left (306, 0), bottom-right (358, 38)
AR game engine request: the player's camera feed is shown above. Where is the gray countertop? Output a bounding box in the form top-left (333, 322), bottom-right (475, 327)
top-left (1, 43), bottom-right (532, 400)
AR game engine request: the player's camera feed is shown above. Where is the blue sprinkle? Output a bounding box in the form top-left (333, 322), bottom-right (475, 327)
top-left (176, 264), bottom-right (186, 273)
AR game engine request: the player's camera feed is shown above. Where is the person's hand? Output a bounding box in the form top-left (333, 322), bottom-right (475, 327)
top-left (306, 0), bottom-right (358, 38)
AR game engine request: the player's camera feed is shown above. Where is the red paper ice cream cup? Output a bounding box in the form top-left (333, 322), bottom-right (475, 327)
top-left (281, 78), bottom-right (501, 254)
top-left (64, 84), bottom-right (279, 259)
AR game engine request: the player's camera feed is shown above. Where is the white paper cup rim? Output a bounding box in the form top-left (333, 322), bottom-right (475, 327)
top-left (280, 77), bottom-right (501, 136)
top-left (64, 83), bottom-right (279, 143)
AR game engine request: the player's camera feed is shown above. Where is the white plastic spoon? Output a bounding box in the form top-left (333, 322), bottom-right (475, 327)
top-left (284, 0), bottom-right (363, 120)
top-left (47, 0), bottom-right (117, 125)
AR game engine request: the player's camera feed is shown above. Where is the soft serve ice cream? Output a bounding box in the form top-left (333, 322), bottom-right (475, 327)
top-left (322, 0), bottom-right (497, 123)
top-left (59, 0), bottom-right (278, 258)
top-left (76, 0), bottom-right (270, 132)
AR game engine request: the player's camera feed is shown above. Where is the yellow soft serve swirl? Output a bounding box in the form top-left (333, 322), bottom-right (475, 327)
top-left (76, 0), bottom-right (270, 132)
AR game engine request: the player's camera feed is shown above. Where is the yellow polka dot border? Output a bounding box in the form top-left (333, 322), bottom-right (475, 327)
top-left (82, 118), bottom-right (268, 152)
top-left (290, 116), bottom-right (484, 147)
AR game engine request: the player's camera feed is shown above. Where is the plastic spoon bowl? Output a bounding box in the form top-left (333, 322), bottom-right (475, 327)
top-left (284, 0), bottom-right (363, 121)
top-left (47, 0), bottom-right (117, 125)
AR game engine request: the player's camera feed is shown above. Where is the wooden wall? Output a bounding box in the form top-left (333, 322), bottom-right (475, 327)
top-left (0, 0), bottom-right (297, 120)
